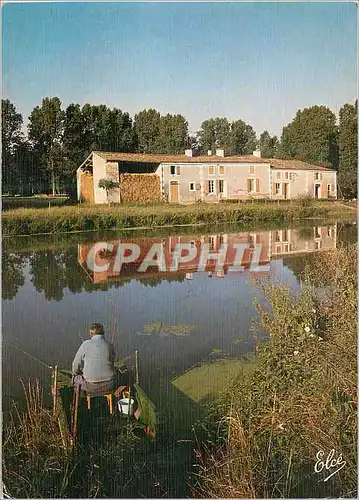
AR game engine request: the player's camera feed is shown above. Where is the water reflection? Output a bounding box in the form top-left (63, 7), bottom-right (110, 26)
top-left (2, 221), bottom-right (355, 408)
top-left (77, 224), bottom-right (338, 285)
top-left (1, 222), bottom-right (352, 302)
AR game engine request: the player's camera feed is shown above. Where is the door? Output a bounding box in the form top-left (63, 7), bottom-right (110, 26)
top-left (314, 184), bottom-right (321, 199)
top-left (170, 182), bottom-right (179, 202)
top-left (283, 183), bottom-right (288, 200)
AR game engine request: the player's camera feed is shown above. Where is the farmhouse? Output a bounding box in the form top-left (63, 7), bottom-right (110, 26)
top-left (76, 149), bottom-right (337, 204)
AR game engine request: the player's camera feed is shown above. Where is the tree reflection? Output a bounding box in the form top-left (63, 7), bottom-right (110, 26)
top-left (3, 246), bottom-right (184, 301)
top-left (2, 253), bottom-right (26, 300)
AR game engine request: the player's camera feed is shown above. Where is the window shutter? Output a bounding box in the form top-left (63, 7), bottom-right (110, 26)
top-left (272, 183), bottom-right (276, 195)
top-left (216, 180), bottom-right (220, 194)
top-left (176, 166), bottom-right (181, 175)
top-left (256, 178), bottom-right (260, 193)
top-left (207, 180), bottom-right (211, 193)
top-left (195, 183), bottom-right (201, 191)
top-left (247, 179), bottom-right (251, 192)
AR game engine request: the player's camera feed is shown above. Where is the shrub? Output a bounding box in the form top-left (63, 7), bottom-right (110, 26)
top-left (195, 245), bottom-right (357, 498)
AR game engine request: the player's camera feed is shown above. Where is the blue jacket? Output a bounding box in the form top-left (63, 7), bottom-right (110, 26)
top-left (72, 335), bottom-right (116, 382)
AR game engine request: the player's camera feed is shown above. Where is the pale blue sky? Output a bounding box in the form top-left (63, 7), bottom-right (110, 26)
top-left (3, 1), bottom-right (357, 136)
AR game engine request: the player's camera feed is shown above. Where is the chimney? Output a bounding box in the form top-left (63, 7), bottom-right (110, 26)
top-left (216, 149), bottom-right (225, 157)
top-left (208, 149), bottom-right (212, 156)
top-left (185, 149), bottom-right (193, 157)
top-left (253, 149), bottom-right (261, 158)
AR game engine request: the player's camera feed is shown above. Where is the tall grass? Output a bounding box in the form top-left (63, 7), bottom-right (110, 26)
top-left (2, 200), bottom-right (354, 236)
top-left (2, 380), bottom-right (141, 498)
top-left (194, 245), bottom-right (357, 498)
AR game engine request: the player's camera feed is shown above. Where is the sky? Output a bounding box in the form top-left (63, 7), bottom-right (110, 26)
top-left (2, 1), bottom-right (358, 137)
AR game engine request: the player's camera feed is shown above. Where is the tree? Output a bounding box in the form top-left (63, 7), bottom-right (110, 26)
top-left (155, 114), bottom-right (188, 154)
top-left (338, 102), bottom-right (357, 198)
top-left (98, 178), bottom-right (120, 203)
top-left (198, 117), bottom-right (257, 155)
top-left (133, 109), bottom-right (161, 153)
top-left (259, 131), bottom-right (279, 158)
top-left (229, 120), bottom-right (257, 155)
top-left (198, 117), bottom-right (231, 153)
top-left (2, 99), bottom-right (23, 194)
top-left (278, 106), bottom-right (338, 168)
top-left (28, 97), bottom-right (65, 195)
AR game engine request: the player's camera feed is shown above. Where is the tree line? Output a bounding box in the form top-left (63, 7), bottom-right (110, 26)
top-left (2, 97), bottom-right (357, 198)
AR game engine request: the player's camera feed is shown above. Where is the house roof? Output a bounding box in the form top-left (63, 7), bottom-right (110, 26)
top-left (266, 158), bottom-right (333, 171)
top-left (93, 151), bottom-right (267, 164)
top-left (91, 151), bottom-right (334, 171)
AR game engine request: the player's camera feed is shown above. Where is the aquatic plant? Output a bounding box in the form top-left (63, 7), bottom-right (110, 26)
top-left (139, 321), bottom-right (195, 337)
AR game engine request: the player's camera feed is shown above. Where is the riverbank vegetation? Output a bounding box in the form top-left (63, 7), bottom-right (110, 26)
top-left (3, 379), bottom-right (160, 498)
top-left (2, 199), bottom-right (356, 236)
top-left (194, 244), bottom-right (357, 498)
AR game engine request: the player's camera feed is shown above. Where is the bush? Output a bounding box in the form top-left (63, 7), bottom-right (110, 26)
top-left (195, 245), bottom-right (357, 498)
top-left (296, 193), bottom-right (314, 207)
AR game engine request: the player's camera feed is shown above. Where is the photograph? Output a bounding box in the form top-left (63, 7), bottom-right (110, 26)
top-left (1, 1), bottom-right (357, 498)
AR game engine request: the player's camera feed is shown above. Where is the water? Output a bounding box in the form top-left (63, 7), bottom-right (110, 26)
top-left (3, 219), bottom-right (355, 405)
top-left (2, 219), bottom-right (356, 496)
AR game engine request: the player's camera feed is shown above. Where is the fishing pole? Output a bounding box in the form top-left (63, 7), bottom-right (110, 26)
top-left (4, 340), bottom-right (71, 376)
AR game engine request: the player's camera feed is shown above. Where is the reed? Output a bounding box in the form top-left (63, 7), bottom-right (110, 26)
top-left (194, 245), bottom-right (357, 498)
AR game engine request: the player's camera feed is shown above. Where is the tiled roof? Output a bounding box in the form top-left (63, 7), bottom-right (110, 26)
top-left (93, 151), bottom-right (335, 171)
top-left (93, 151), bottom-right (267, 164)
top-left (267, 158), bottom-right (334, 171)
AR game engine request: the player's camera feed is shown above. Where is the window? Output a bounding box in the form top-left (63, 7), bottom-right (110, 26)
top-left (327, 184), bottom-right (332, 197)
top-left (170, 165), bottom-right (176, 175)
top-left (249, 165), bottom-right (255, 175)
top-left (276, 171), bottom-right (281, 179)
top-left (314, 227), bottom-right (321, 239)
top-left (275, 244), bottom-right (281, 253)
top-left (284, 172), bottom-right (289, 180)
top-left (284, 244), bottom-right (289, 253)
top-left (315, 241), bottom-right (322, 250)
top-left (208, 166), bottom-right (215, 175)
top-left (247, 178), bottom-right (255, 192)
top-left (189, 182), bottom-right (196, 191)
top-left (190, 240), bottom-right (196, 248)
top-left (219, 179), bottom-right (224, 193)
top-left (282, 229), bottom-right (288, 242)
top-left (209, 236), bottom-right (216, 250)
top-left (275, 230), bottom-right (281, 242)
top-left (315, 172), bottom-right (322, 181)
top-left (208, 180), bottom-right (215, 194)
top-left (219, 166), bottom-right (225, 175)
top-left (274, 183), bottom-right (281, 195)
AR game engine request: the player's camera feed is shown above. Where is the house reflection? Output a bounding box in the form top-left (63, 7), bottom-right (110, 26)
top-left (77, 224), bottom-right (337, 284)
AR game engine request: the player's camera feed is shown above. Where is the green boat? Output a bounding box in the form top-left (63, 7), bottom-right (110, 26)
top-left (51, 355), bottom-right (157, 450)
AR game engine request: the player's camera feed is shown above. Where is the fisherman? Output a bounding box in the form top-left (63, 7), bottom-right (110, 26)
top-left (72, 323), bottom-right (117, 395)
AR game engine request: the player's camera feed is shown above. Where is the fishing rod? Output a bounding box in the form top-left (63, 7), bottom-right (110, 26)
top-left (4, 340), bottom-right (71, 376)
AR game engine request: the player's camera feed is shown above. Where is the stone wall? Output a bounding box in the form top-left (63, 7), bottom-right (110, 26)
top-left (119, 173), bottom-right (161, 203)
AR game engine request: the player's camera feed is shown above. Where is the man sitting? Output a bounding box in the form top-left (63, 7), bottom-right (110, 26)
top-left (72, 323), bottom-right (116, 395)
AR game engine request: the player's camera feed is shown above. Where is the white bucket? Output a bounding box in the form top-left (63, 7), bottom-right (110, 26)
top-left (118, 397), bottom-right (134, 415)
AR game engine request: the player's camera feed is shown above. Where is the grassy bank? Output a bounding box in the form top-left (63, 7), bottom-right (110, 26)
top-left (2, 200), bottom-right (356, 236)
top-left (194, 245), bottom-right (357, 498)
top-left (2, 380), bottom-right (161, 498)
